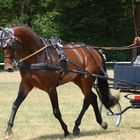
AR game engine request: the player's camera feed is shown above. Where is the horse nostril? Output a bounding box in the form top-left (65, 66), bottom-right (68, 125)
top-left (7, 68), bottom-right (14, 72)
top-left (4, 66), bottom-right (14, 72)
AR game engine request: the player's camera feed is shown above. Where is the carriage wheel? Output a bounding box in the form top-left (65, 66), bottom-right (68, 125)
top-left (98, 101), bottom-right (122, 128)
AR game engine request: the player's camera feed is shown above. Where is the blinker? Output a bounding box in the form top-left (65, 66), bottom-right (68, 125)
top-left (0, 27), bottom-right (15, 48)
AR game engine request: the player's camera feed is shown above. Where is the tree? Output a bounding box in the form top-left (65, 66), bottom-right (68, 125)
top-left (0, 0), bottom-right (138, 61)
top-left (135, 1), bottom-right (140, 34)
top-left (0, 0), bottom-right (13, 26)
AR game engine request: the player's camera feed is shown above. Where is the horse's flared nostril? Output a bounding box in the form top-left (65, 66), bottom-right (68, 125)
top-left (7, 68), bottom-right (14, 72)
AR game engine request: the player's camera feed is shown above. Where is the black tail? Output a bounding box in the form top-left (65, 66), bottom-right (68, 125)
top-left (97, 71), bottom-right (119, 109)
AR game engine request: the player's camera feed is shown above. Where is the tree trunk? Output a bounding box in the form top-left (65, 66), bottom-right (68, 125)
top-left (132, 2), bottom-right (140, 57)
top-left (135, 2), bottom-right (140, 33)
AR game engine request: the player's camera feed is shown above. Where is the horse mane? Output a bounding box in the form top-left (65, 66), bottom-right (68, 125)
top-left (11, 24), bottom-right (32, 31)
top-left (11, 24), bottom-right (39, 38)
top-left (9, 24), bottom-right (45, 50)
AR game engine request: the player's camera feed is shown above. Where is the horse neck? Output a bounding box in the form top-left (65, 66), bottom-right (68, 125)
top-left (14, 27), bottom-right (43, 63)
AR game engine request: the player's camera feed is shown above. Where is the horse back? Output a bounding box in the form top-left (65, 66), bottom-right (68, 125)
top-left (64, 44), bottom-right (103, 74)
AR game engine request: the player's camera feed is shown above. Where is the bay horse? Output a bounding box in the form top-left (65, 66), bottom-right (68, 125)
top-left (0, 26), bottom-right (118, 139)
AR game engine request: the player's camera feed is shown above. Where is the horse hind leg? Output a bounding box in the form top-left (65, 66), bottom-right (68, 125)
top-left (73, 79), bottom-right (107, 136)
top-left (90, 91), bottom-right (108, 129)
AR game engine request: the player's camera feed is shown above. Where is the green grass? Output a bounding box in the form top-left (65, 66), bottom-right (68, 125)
top-left (0, 70), bottom-right (140, 140)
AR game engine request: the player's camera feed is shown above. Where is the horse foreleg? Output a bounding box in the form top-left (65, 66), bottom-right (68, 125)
top-left (48, 88), bottom-right (70, 137)
top-left (73, 96), bottom-right (90, 136)
top-left (5, 84), bottom-right (32, 139)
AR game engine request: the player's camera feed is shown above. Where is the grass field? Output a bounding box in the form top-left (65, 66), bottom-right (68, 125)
top-left (0, 70), bottom-right (140, 140)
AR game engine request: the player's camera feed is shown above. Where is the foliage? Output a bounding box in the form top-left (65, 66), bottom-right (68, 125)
top-left (32, 12), bottom-right (61, 38)
top-left (0, 52), bottom-right (3, 62)
top-left (1, 71), bottom-right (140, 139)
top-left (0, 0), bottom-right (13, 26)
top-left (0, 0), bottom-right (140, 62)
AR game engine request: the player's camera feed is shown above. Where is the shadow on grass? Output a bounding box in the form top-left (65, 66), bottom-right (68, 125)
top-left (31, 129), bottom-right (119, 140)
top-left (131, 126), bottom-right (140, 129)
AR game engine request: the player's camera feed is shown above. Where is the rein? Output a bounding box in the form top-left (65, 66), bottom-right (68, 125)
top-left (62, 37), bottom-right (140, 51)
top-left (16, 40), bottom-right (139, 65)
top-left (11, 33), bottom-right (140, 68)
top-left (92, 42), bottom-right (138, 50)
top-left (16, 44), bottom-right (50, 64)
top-left (16, 44), bottom-right (85, 64)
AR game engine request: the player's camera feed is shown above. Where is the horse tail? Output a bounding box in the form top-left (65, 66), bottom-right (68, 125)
top-left (97, 68), bottom-right (119, 109)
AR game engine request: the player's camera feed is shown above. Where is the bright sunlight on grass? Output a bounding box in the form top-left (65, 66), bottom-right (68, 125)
top-left (0, 70), bottom-right (140, 140)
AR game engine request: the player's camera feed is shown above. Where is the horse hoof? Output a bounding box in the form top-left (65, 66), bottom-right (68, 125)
top-left (101, 121), bottom-right (108, 129)
top-left (73, 128), bottom-right (80, 136)
top-left (5, 130), bottom-right (13, 140)
top-left (64, 132), bottom-right (71, 137)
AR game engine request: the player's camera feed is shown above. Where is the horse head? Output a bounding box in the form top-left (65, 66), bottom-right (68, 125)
top-left (0, 27), bottom-right (16, 72)
top-left (0, 26), bottom-right (42, 72)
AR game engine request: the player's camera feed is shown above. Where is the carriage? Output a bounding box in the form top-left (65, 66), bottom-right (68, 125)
top-left (1, 26), bottom-right (140, 139)
top-left (99, 59), bottom-right (140, 128)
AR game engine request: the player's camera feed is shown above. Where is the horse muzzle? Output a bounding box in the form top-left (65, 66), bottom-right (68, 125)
top-left (4, 64), bottom-right (14, 72)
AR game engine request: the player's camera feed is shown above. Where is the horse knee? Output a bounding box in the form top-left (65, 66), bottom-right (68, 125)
top-left (53, 109), bottom-right (61, 119)
top-left (14, 89), bottom-right (26, 107)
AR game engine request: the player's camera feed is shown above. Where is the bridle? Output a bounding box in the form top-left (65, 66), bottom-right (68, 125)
top-left (0, 27), bottom-right (15, 48)
top-left (0, 27), bottom-right (51, 67)
top-left (3, 26), bottom-right (138, 70)
top-left (0, 27), bottom-right (21, 66)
